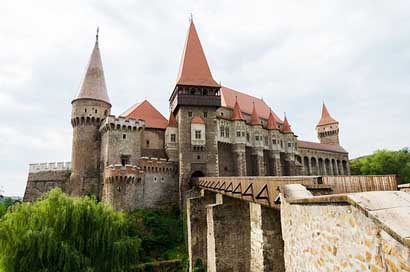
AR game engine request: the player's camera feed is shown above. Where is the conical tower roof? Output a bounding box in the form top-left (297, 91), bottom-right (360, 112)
top-left (232, 98), bottom-right (244, 121)
top-left (176, 19), bottom-right (219, 87)
top-left (73, 32), bottom-right (110, 105)
top-left (282, 116), bottom-right (293, 133)
top-left (250, 102), bottom-right (261, 125)
top-left (317, 103), bottom-right (338, 127)
top-left (266, 110), bottom-right (278, 130)
top-left (167, 112), bottom-right (178, 127)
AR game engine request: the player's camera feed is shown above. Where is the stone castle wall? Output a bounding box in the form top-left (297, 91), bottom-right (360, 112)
top-left (24, 170), bottom-right (70, 202)
top-left (281, 188), bottom-right (410, 272)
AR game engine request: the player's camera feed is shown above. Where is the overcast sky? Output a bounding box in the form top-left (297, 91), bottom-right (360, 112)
top-left (1, 0), bottom-right (409, 196)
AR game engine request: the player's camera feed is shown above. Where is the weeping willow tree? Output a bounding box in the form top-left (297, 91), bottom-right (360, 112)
top-left (0, 188), bottom-right (141, 272)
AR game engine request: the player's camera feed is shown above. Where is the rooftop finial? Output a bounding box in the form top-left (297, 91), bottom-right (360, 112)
top-left (96, 27), bottom-right (99, 43)
top-left (189, 13), bottom-right (193, 22)
top-left (235, 95), bottom-right (238, 102)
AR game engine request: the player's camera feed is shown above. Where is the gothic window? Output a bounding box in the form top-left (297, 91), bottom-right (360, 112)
top-left (95, 109), bottom-right (98, 114)
top-left (146, 140), bottom-right (150, 147)
top-left (122, 134), bottom-right (126, 139)
top-left (220, 125), bottom-right (225, 137)
top-left (236, 131), bottom-right (241, 137)
top-left (225, 127), bottom-right (230, 137)
top-left (85, 108), bottom-right (87, 113)
top-left (188, 111), bottom-right (192, 117)
top-left (195, 130), bottom-right (202, 139)
top-left (255, 135), bottom-right (259, 141)
top-left (171, 134), bottom-right (176, 142)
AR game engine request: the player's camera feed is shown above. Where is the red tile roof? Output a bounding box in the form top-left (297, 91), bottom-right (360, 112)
top-left (266, 111), bottom-right (278, 130)
top-left (167, 112), bottom-right (177, 127)
top-left (282, 116), bottom-right (293, 133)
top-left (220, 86), bottom-right (282, 124)
top-left (298, 140), bottom-right (347, 153)
top-left (250, 102), bottom-right (261, 125)
top-left (191, 116), bottom-right (205, 124)
top-left (231, 99), bottom-right (244, 121)
top-left (176, 20), bottom-right (219, 87)
top-left (121, 100), bottom-right (168, 129)
top-left (317, 103), bottom-right (338, 127)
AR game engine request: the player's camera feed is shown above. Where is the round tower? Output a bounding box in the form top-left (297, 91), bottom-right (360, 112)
top-left (70, 30), bottom-right (111, 197)
top-left (316, 103), bottom-right (339, 145)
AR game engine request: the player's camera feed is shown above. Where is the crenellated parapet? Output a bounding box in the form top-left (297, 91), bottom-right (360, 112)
top-left (104, 164), bottom-right (144, 184)
top-left (29, 162), bottom-right (72, 173)
top-left (139, 157), bottom-right (178, 174)
top-left (99, 115), bottom-right (145, 133)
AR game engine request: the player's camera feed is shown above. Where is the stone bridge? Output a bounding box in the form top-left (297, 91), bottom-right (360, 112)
top-left (186, 175), bottom-right (410, 272)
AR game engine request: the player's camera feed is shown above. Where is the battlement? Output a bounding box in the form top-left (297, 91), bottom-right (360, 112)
top-left (29, 162), bottom-right (71, 173)
top-left (100, 115), bottom-right (145, 133)
top-left (104, 164), bottom-right (144, 184)
top-left (139, 157), bottom-right (178, 173)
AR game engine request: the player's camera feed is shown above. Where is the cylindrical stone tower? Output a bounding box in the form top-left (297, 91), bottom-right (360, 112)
top-left (70, 32), bottom-right (111, 197)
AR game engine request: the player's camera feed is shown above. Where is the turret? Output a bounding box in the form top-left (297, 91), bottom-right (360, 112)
top-left (232, 98), bottom-right (246, 144)
top-left (316, 103), bottom-right (339, 145)
top-left (165, 112), bottom-right (178, 161)
top-left (70, 29), bottom-right (111, 197)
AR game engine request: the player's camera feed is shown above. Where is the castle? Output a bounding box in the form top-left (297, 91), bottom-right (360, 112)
top-left (24, 20), bottom-right (350, 210)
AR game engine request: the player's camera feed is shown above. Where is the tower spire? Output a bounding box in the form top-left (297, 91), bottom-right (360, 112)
top-left (266, 108), bottom-right (278, 130)
top-left (73, 31), bottom-right (110, 105)
top-left (176, 19), bottom-right (219, 87)
top-left (317, 102), bottom-right (338, 127)
top-left (250, 102), bottom-right (261, 125)
top-left (282, 114), bottom-right (293, 133)
top-left (232, 96), bottom-right (244, 121)
top-left (96, 27), bottom-right (99, 43)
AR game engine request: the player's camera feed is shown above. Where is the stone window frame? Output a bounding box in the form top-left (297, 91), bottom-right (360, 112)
top-left (195, 130), bottom-right (202, 139)
top-left (170, 134), bottom-right (176, 142)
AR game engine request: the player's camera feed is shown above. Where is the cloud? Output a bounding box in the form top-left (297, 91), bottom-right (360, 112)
top-left (1, 0), bottom-right (410, 195)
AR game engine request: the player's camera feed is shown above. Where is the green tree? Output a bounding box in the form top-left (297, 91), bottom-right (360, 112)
top-left (350, 148), bottom-right (410, 183)
top-left (0, 188), bottom-right (141, 272)
top-left (127, 209), bottom-right (185, 262)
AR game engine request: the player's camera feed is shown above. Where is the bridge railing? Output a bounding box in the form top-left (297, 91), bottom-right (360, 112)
top-left (195, 175), bottom-right (398, 208)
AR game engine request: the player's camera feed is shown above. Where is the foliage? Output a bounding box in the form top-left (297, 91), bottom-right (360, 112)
top-left (0, 188), bottom-right (141, 272)
top-left (193, 258), bottom-right (205, 272)
top-left (350, 148), bottom-right (410, 183)
top-left (0, 197), bottom-right (14, 219)
top-left (126, 208), bottom-right (186, 263)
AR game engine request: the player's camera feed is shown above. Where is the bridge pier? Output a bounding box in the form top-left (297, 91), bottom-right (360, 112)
top-left (207, 195), bottom-right (251, 272)
top-left (187, 190), bottom-right (217, 271)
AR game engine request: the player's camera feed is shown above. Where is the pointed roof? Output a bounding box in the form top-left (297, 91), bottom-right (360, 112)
top-left (220, 86), bottom-right (282, 124)
top-left (250, 102), bottom-right (261, 125)
top-left (121, 100), bottom-right (168, 129)
top-left (73, 34), bottom-right (110, 105)
top-left (317, 103), bottom-right (339, 127)
top-left (167, 112), bottom-right (177, 127)
top-left (266, 111), bottom-right (278, 130)
top-left (282, 116), bottom-right (293, 133)
top-left (176, 19), bottom-right (219, 87)
top-left (191, 116), bottom-right (205, 124)
top-left (232, 98), bottom-right (244, 121)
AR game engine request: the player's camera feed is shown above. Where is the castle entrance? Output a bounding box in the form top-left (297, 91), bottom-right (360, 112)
top-left (189, 171), bottom-right (205, 188)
